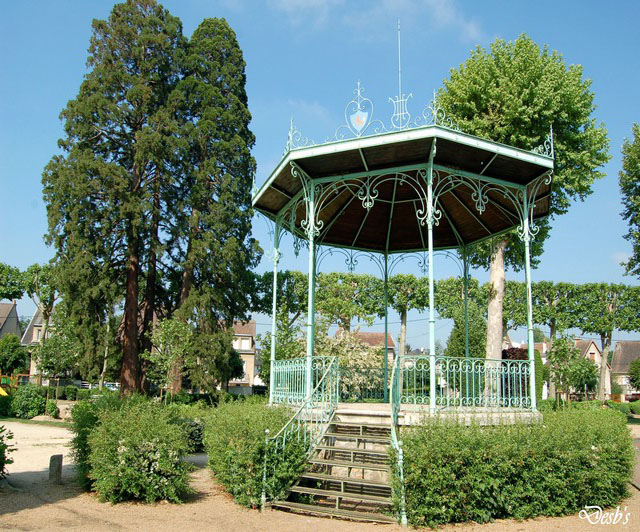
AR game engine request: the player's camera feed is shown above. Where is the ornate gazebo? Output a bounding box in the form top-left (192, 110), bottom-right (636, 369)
top-left (252, 82), bottom-right (554, 415)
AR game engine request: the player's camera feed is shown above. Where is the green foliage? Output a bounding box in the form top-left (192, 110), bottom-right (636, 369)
top-left (0, 263), bottom-right (25, 300)
top-left (607, 400), bottom-right (631, 415)
top-left (444, 300), bottom-right (486, 358)
top-left (0, 425), bottom-right (14, 479)
top-left (43, 2), bottom-right (259, 395)
top-left (629, 400), bottom-right (640, 415)
top-left (76, 389), bottom-right (91, 401)
top-left (567, 357), bottom-right (599, 396)
top-left (88, 401), bottom-right (192, 503)
top-left (0, 395), bottom-right (11, 416)
top-left (46, 400), bottom-right (60, 418)
top-left (65, 385), bottom-right (77, 401)
top-left (69, 392), bottom-right (131, 488)
top-left (316, 272), bottom-right (383, 329)
top-left (204, 398), bottom-right (306, 507)
top-left (619, 123), bottom-right (640, 277)
top-left (257, 306), bottom-right (304, 386)
top-left (546, 335), bottom-right (580, 395)
top-left (10, 384), bottom-right (46, 419)
top-left (185, 330), bottom-right (243, 393)
top-left (141, 318), bottom-right (193, 393)
top-left (35, 306), bottom-right (81, 379)
top-left (611, 380), bottom-right (623, 395)
top-left (0, 334), bottom-right (29, 375)
top-left (438, 34), bottom-right (610, 271)
top-left (165, 402), bottom-right (210, 453)
top-left (628, 358), bottom-right (640, 391)
top-left (398, 409), bottom-right (633, 527)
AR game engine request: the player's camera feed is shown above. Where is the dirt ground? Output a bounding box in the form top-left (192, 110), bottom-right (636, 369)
top-left (1, 420), bottom-right (639, 531)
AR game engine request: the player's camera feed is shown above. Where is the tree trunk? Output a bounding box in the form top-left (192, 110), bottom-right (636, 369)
top-left (598, 333), bottom-right (611, 401)
top-left (399, 308), bottom-right (407, 357)
top-left (140, 185), bottom-right (160, 394)
top-left (99, 315), bottom-right (111, 391)
top-left (121, 233), bottom-right (140, 395)
top-left (486, 239), bottom-right (506, 360)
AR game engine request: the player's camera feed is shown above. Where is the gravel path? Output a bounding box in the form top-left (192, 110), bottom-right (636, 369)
top-left (1, 420), bottom-right (639, 531)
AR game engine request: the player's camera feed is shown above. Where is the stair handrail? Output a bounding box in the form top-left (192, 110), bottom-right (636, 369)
top-left (261, 355), bottom-right (339, 509)
top-left (390, 354), bottom-right (408, 526)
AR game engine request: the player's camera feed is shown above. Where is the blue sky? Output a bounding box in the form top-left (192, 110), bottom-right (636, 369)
top-left (1, 0), bottom-right (639, 349)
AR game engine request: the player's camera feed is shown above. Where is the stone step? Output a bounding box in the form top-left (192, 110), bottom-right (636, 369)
top-left (290, 485), bottom-right (392, 505)
top-left (269, 501), bottom-right (397, 524)
top-left (323, 432), bottom-right (391, 444)
top-left (315, 445), bottom-right (389, 458)
top-left (300, 471), bottom-right (390, 489)
top-left (308, 457), bottom-right (390, 471)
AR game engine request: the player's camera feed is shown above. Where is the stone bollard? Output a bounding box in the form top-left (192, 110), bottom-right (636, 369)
top-left (49, 454), bottom-right (63, 484)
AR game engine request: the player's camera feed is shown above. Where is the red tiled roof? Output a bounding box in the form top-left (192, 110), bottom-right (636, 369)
top-left (353, 331), bottom-right (395, 349)
top-left (233, 320), bottom-right (256, 336)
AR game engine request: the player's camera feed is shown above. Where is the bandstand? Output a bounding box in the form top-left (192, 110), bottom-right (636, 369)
top-left (254, 81), bottom-right (554, 523)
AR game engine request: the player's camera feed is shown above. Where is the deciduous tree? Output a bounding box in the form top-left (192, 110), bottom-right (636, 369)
top-left (0, 263), bottom-right (24, 301)
top-left (619, 123), bottom-right (640, 277)
top-left (439, 34), bottom-right (610, 361)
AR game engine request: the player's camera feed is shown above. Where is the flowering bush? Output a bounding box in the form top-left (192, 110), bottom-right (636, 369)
top-left (0, 425), bottom-right (14, 479)
top-left (88, 401), bottom-right (192, 503)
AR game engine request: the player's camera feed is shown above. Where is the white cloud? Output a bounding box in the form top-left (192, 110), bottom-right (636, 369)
top-left (267, 0), bottom-right (345, 27)
top-left (343, 0), bottom-right (484, 44)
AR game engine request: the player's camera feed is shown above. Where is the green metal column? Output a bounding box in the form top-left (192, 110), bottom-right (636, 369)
top-left (384, 252), bottom-right (389, 403)
top-left (268, 222), bottom-right (281, 405)
top-left (427, 154), bottom-right (436, 415)
top-left (463, 247), bottom-right (470, 358)
top-left (522, 195), bottom-right (537, 411)
top-left (305, 185), bottom-right (317, 399)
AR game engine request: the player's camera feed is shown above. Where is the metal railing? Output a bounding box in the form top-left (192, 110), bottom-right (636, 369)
top-left (390, 354), bottom-right (408, 526)
top-left (261, 356), bottom-right (339, 508)
top-left (400, 355), bottom-right (533, 409)
top-left (271, 356), bottom-right (334, 405)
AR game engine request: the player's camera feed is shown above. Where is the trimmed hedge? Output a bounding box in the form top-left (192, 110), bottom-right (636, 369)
top-left (11, 384), bottom-right (46, 418)
top-left (70, 392), bottom-right (132, 488)
top-left (204, 398), bottom-right (307, 508)
top-left (76, 389), bottom-right (91, 401)
top-left (88, 401), bottom-right (192, 503)
top-left (65, 385), bottom-right (77, 401)
top-left (46, 400), bottom-right (60, 418)
top-left (0, 395), bottom-right (11, 416)
top-left (629, 400), bottom-right (640, 415)
top-left (607, 400), bottom-right (631, 415)
top-left (396, 409), bottom-right (634, 527)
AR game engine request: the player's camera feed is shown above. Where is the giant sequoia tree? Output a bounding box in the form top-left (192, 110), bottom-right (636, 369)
top-left (43, 1), bottom-right (258, 393)
top-left (438, 35), bottom-right (610, 360)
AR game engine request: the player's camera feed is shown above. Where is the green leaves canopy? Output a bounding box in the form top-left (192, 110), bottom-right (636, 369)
top-left (619, 123), bottom-right (640, 278)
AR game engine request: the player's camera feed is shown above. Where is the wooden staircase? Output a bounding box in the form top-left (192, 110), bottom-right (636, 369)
top-left (270, 409), bottom-right (396, 524)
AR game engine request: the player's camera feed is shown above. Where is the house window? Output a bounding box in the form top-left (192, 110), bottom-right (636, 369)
top-left (35, 328), bottom-right (41, 341)
top-left (241, 337), bottom-right (251, 351)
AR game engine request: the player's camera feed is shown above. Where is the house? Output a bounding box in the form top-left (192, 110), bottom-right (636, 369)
top-left (611, 340), bottom-right (640, 401)
top-left (352, 331), bottom-right (396, 368)
top-left (573, 338), bottom-right (611, 397)
top-left (0, 301), bottom-right (21, 339)
top-left (20, 307), bottom-right (50, 378)
top-left (228, 320), bottom-right (260, 395)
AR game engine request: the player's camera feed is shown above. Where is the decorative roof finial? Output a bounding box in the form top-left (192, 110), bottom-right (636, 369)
top-left (390, 19), bottom-right (412, 129)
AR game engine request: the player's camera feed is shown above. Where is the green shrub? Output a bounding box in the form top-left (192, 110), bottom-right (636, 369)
top-left (607, 400), bottom-right (631, 415)
top-left (55, 387), bottom-right (65, 400)
top-left (11, 384), bottom-right (46, 418)
top-left (629, 400), bottom-right (640, 415)
top-left (398, 409), bottom-right (634, 527)
top-left (46, 400), bottom-right (60, 418)
top-left (0, 425), bottom-right (14, 479)
top-left (204, 398), bottom-right (307, 507)
top-left (88, 401), bottom-right (192, 503)
top-left (0, 395), bottom-right (11, 416)
top-left (76, 389), bottom-right (91, 401)
top-left (70, 392), bottom-right (129, 488)
top-left (65, 385), bottom-right (77, 401)
top-left (165, 403), bottom-right (211, 453)
top-left (537, 398), bottom-right (557, 412)
top-left (570, 399), bottom-right (603, 410)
